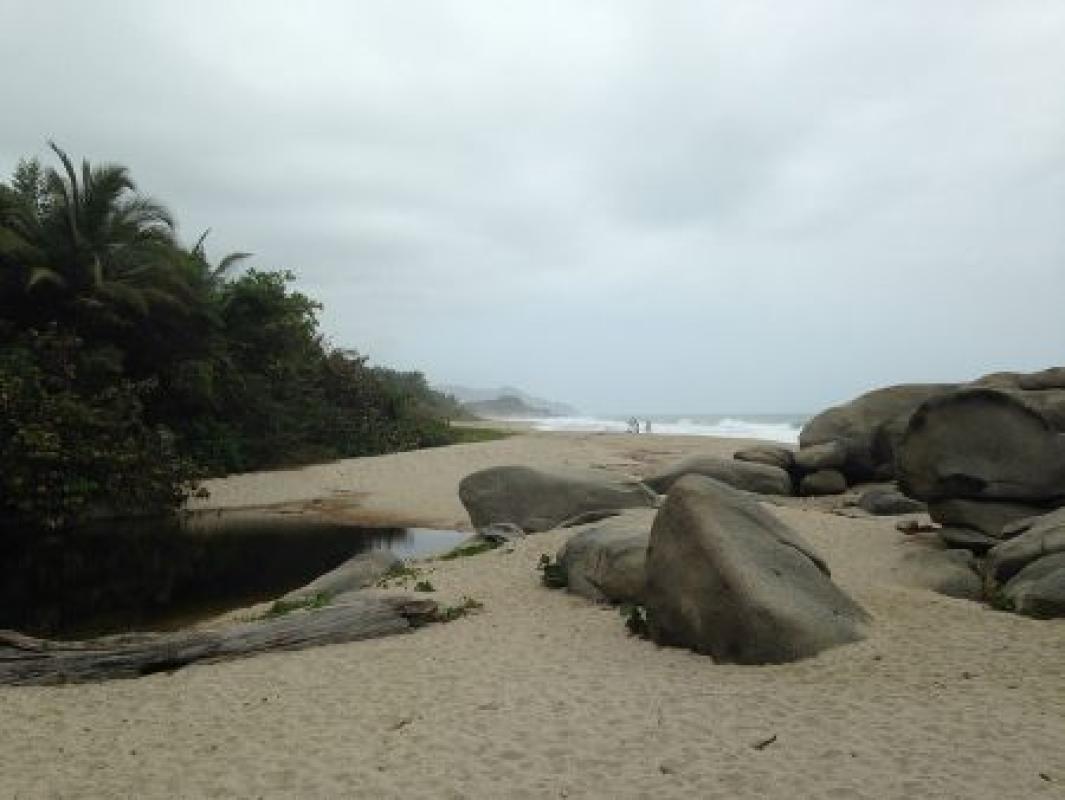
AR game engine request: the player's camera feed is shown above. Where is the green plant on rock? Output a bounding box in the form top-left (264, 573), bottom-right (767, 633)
top-left (413, 579), bottom-right (436, 593)
top-left (621, 603), bottom-right (649, 637)
top-left (434, 596), bottom-right (484, 622)
top-left (438, 539), bottom-right (500, 560)
top-left (265, 591), bottom-right (333, 618)
top-left (987, 588), bottom-right (1016, 612)
top-left (376, 563), bottom-right (423, 588)
top-left (538, 553), bottom-right (568, 589)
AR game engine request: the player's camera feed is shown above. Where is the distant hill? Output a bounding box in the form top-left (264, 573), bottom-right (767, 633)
top-left (438, 385), bottom-right (578, 418)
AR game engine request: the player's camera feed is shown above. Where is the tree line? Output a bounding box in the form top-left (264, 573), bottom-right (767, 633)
top-left (0, 144), bottom-right (468, 530)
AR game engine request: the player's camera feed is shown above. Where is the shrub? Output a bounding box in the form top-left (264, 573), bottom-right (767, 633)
top-left (0, 327), bottom-right (201, 530)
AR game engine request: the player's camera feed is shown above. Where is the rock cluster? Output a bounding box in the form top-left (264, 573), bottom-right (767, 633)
top-left (891, 385), bottom-right (1065, 617)
top-left (791, 366), bottom-right (1065, 494)
top-left (460, 465), bottom-right (867, 662)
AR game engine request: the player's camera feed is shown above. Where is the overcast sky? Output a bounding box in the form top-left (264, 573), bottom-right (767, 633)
top-left (2, 1), bottom-right (1063, 414)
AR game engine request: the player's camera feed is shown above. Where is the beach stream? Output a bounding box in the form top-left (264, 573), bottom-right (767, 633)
top-left (0, 510), bottom-right (465, 639)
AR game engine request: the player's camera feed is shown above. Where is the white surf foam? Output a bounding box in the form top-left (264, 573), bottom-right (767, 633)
top-left (511, 415), bottom-right (802, 444)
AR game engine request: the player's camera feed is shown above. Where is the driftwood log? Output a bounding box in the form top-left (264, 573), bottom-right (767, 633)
top-left (0, 594), bottom-right (438, 686)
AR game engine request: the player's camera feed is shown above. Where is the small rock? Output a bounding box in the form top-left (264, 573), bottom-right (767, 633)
top-left (938, 526), bottom-right (1001, 555)
top-left (858, 487), bottom-right (926, 516)
top-left (799, 469), bottom-right (847, 496)
top-left (794, 441), bottom-right (847, 473)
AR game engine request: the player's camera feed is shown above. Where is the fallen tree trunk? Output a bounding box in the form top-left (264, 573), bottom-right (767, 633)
top-left (0, 594), bottom-right (437, 686)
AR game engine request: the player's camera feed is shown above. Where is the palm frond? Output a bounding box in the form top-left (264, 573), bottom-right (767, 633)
top-left (26, 266), bottom-right (66, 290)
top-left (47, 141), bottom-right (81, 241)
top-left (215, 251), bottom-right (252, 278)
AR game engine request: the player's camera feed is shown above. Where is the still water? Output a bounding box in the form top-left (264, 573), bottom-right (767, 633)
top-left (0, 509), bottom-right (466, 639)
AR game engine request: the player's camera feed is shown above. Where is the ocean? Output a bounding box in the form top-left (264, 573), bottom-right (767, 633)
top-left (513, 413), bottom-right (807, 445)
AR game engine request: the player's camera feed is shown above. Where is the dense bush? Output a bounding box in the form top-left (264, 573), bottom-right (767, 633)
top-left (0, 145), bottom-right (468, 530)
top-left (0, 326), bottom-right (201, 529)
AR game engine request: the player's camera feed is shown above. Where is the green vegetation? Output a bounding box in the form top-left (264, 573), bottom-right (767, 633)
top-left (438, 539), bottom-right (501, 560)
top-left (265, 591), bottom-right (334, 618)
top-left (446, 426), bottom-right (513, 444)
top-left (433, 596), bottom-right (484, 622)
top-left (376, 562), bottom-right (424, 588)
top-left (413, 579), bottom-right (436, 592)
top-left (620, 603), bottom-right (649, 637)
top-left (987, 588), bottom-right (1015, 612)
top-left (0, 144), bottom-right (471, 531)
top-left (538, 553), bottom-right (568, 588)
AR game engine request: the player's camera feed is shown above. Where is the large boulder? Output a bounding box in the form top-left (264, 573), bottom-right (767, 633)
top-left (857, 487), bottom-right (926, 516)
top-left (799, 469), bottom-right (847, 496)
top-left (985, 507), bottom-right (1065, 585)
top-left (458, 466), bottom-right (656, 533)
top-left (891, 548), bottom-right (983, 600)
top-left (998, 553), bottom-right (1065, 618)
top-left (556, 510), bottom-right (654, 604)
top-left (643, 476), bottom-right (869, 664)
top-left (643, 456), bottom-right (792, 496)
top-left (927, 499), bottom-right (1045, 537)
top-left (800, 384), bottom-right (956, 482)
top-left (733, 445), bottom-right (795, 472)
top-left (799, 369), bottom-right (1065, 484)
top-left (896, 389), bottom-right (1065, 503)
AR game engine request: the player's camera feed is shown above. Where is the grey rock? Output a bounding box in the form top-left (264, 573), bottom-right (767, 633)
top-left (800, 369), bottom-right (1065, 484)
top-left (733, 445), bottom-right (795, 472)
top-left (800, 383), bottom-right (957, 482)
top-left (643, 455), bottom-right (792, 496)
top-left (937, 526), bottom-right (1001, 555)
top-left (896, 389), bottom-right (1065, 503)
top-left (1017, 367), bottom-right (1065, 391)
top-left (927, 499), bottom-right (1045, 537)
top-left (973, 367), bottom-right (1065, 392)
top-left (643, 476), bottom-right (869, 664)
top-left (794, 440), bottom-right (847, 473)
top-left (556, 509), bottom-right (655, 604)
top-left (458, 466), bottom-right (656, 533)
top-left (1015, 388), bottom-right (1065, 432)
top-left (280, 550), bottom-right (401, 602)
top-left (799, 469), bottom-right (847, 496)
top-left (985, 507), bottom-right (1065, 585)
top-left (999, 552), bottom-right (1065, 618)
top-left (857, 487), bottom-right (926, 516)
top-left (892, 547), bottom-right (983, 600)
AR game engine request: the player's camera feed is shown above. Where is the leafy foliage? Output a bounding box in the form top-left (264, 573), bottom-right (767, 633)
top-left (537, 553), bottom-right (568, 588)
top-left (0, 145), bottom-right (471, 531)
top-left (0, 326), bottom-right (201, 529)
top-left (620, 603), bottom-right (649, 637)
top-left (433, 596), bottom-right (484, 622)
top-left (265, 591), bottom-right (334, 618)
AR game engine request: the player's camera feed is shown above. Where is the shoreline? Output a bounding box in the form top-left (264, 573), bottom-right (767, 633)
top-left (3, 429), bottom-right (1064, 798)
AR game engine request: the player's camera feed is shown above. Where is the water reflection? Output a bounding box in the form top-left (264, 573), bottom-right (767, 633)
top-left (0, 509), bottom-right (466, 639)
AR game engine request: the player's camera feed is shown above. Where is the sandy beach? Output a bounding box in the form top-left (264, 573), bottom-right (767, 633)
top-left (2, 429), bottom-right (1065, 799)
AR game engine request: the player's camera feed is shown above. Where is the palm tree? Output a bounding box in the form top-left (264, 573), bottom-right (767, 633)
top-left (0, 142), bottom-right (193, 330)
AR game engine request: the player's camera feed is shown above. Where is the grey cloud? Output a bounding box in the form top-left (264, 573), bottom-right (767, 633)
top-left (2, 0), bottom-right (1064, 413)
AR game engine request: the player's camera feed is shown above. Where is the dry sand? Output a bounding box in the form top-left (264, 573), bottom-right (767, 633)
top-left (2, 430), bottom-right (1064, 799)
